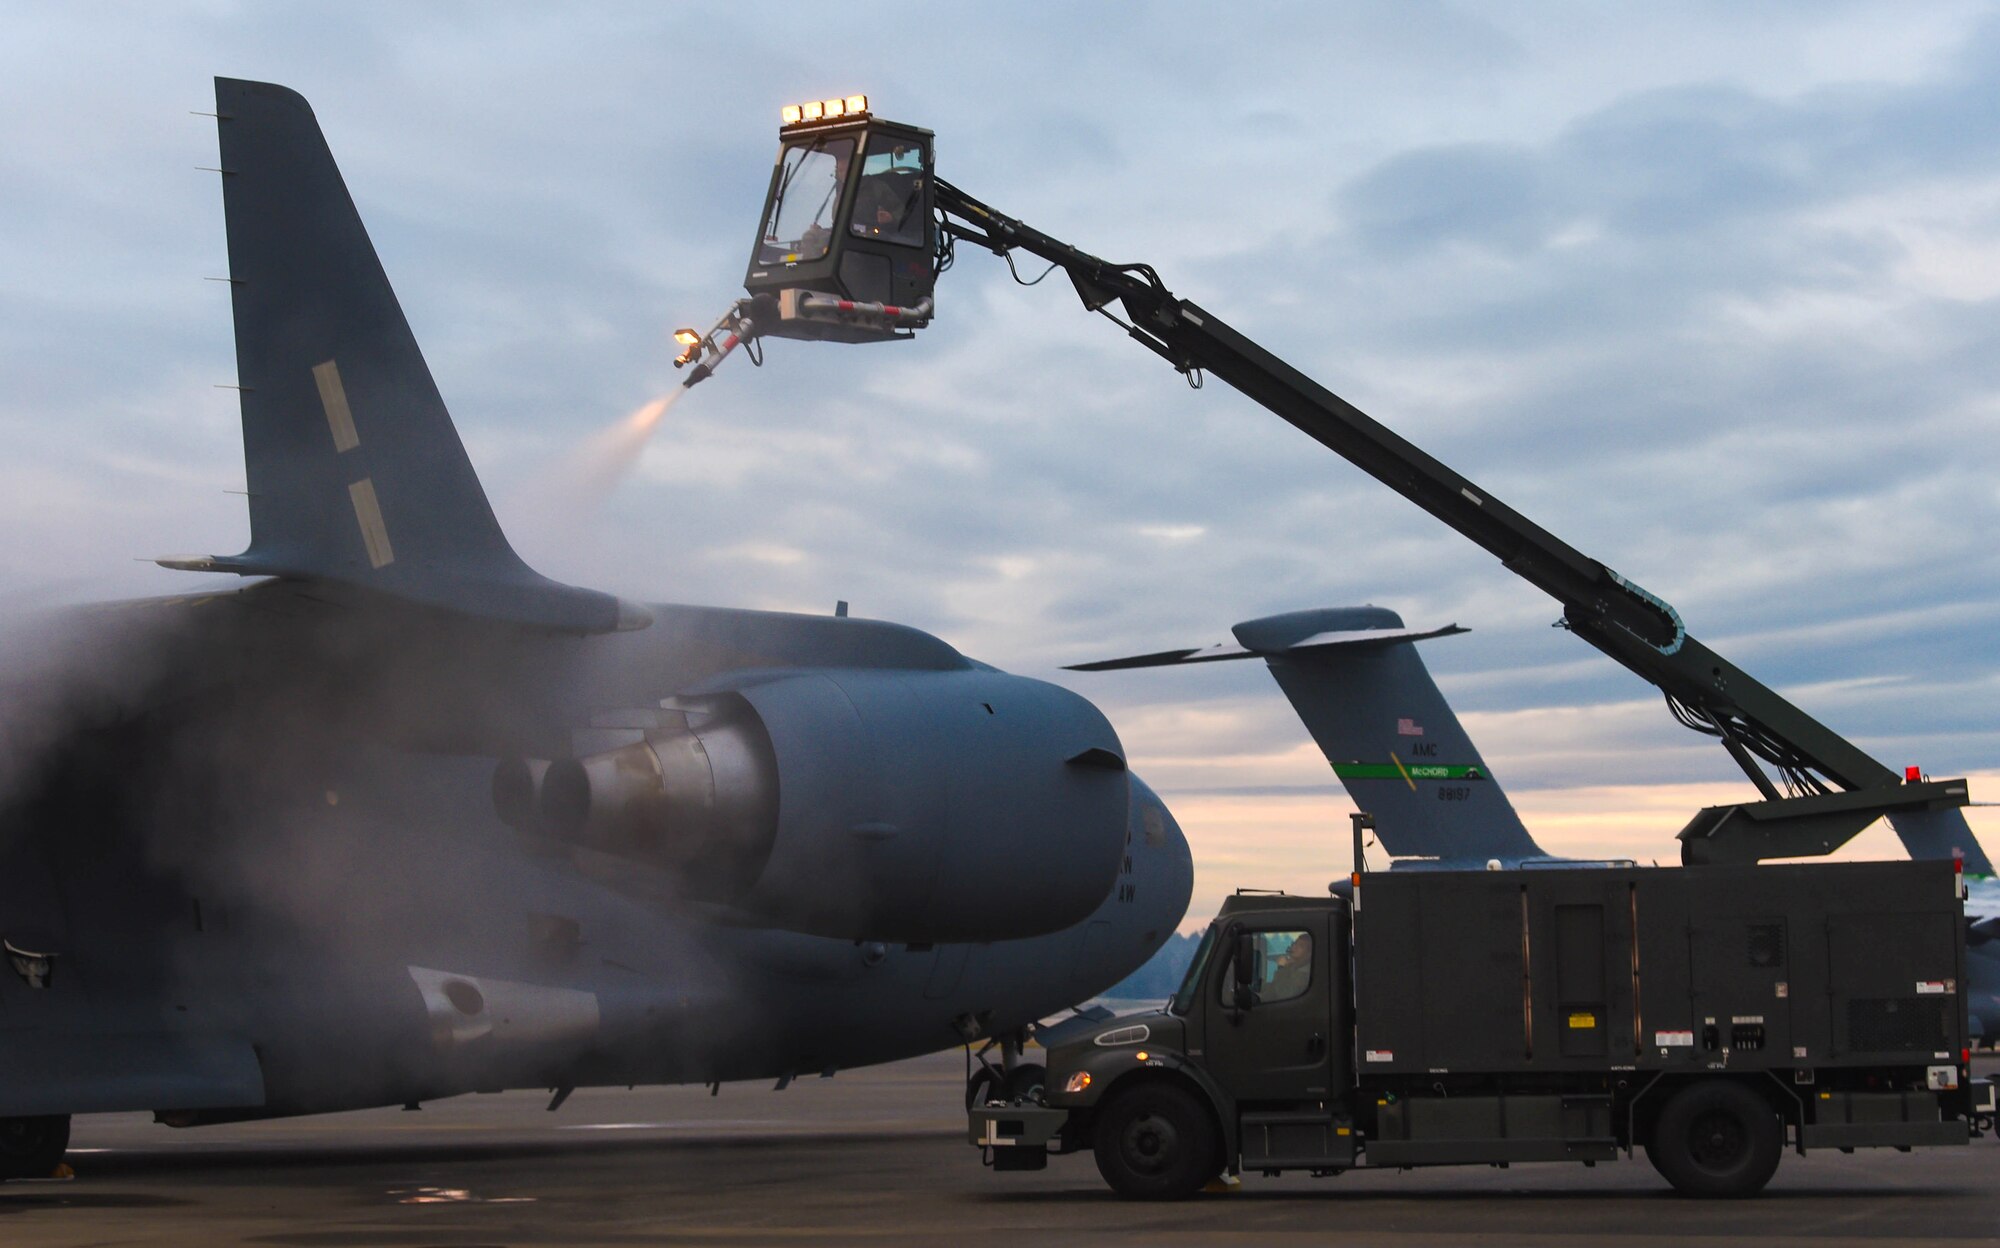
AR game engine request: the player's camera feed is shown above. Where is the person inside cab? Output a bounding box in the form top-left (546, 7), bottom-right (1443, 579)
top-left (849, 137), bottom-right (925, 246)
top-left (1263, 932), bottom-right (1313, 1002)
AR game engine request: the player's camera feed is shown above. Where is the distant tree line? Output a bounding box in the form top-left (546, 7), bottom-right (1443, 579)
top-left (1101, 929), bottom-right (1203, 1001)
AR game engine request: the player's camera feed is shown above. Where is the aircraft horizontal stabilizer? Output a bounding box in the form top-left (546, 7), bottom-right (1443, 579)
top-left (1067, 618), bottom-right (1465, 670)
top-left (1064, 644), bottom-right (1251, 671)
top-left (191, 78), bottom-right (638, 634)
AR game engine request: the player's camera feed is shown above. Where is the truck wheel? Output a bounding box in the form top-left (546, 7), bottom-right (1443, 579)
top-left (0, 1115), bottom-right (70, 1181)
top-left (999, 1063), bottom-right (1046, 1103)
top-left (1644, 1081), bottom-right (1781, 1198)
top-left (1092, 1083), bottom-right (1220, 1201)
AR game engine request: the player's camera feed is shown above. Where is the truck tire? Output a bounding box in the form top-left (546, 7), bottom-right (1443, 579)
top-left (1644, 1081), bottom-right (1782, 1198)
top-left (1092, 1083), bottom-right (1220, 1201)
top-left (0, 1115), bottom-right (70, 1181)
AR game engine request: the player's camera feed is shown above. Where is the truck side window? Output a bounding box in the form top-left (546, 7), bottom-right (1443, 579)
top-left (1220, 930), bottom-right (1313, 1005)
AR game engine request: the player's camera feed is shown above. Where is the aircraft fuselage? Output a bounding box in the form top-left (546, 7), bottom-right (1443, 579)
top-left (0, 590), bottom-right (1190, 1122)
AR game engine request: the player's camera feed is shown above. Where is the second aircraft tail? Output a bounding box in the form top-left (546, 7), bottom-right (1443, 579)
top-left (1071, 606), bottom-right (1546, 864)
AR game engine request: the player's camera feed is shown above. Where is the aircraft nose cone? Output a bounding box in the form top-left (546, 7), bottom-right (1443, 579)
top-left (1125, 773), bottom-right (1193, 950)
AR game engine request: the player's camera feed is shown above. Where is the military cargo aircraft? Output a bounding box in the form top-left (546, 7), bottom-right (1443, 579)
top-left (0, 78), bottom-right (1191, 1180)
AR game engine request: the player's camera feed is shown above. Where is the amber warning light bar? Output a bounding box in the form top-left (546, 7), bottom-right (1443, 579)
top-left (781, 94), bottom-right (868, 127)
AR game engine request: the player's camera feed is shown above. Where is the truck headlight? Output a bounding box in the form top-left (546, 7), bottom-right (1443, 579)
top-left (1063, 1071), bottom-right (1092, 1094)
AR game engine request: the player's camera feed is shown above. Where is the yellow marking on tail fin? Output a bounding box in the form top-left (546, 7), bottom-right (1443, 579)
top-left (314, 359), bottom-right (359, 452)
top-left (348, 477), bottom-right (395, 568)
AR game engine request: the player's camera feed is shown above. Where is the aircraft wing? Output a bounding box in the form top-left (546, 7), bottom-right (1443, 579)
top-left (1966, 881), bottom-right (2000, 946)
top-left (1971, 914), bottom-right (2000, 948)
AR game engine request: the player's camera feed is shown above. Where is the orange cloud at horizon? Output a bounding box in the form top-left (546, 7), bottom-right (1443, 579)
top-left (1161, 770), bottom-right (2000, 933)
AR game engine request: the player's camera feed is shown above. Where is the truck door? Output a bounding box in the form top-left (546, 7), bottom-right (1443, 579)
top-left (1202, 914), bottom-right (1337, 1102)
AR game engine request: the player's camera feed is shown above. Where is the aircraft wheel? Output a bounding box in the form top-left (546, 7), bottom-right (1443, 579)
top-left (1092, 1082), bottom-right (1220, 1200)
top-left (0, 1115), bottom-right (70, 1181)
top-left (1644, 1081), bottom-right (1782, 1198)
top-left (966, 1066), bottom-right (1002, 1109)
top-left (998, 1062), bottom-right (1045, 1104)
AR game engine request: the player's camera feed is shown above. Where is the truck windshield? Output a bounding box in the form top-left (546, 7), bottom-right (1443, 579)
top-left (758, 136), bottom-right (855, 263)
top-left (1168, 923), bottom-right (1218, 1016)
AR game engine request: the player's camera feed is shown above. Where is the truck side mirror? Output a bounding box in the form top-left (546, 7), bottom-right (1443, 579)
top-left (1231, 931), bottom-right (1256, 1010)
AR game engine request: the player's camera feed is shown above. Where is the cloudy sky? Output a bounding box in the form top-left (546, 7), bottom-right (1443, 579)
top-left (3, 3), bottom-right (1996, 922)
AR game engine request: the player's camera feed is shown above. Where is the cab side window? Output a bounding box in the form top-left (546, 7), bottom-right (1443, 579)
top-left (1219, 929), bottom-right (1314, 1005)
top-left (850, 134), bottom-right (928, 247)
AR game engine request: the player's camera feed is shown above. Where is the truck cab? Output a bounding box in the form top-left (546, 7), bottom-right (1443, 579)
top-left (742, 97), bottom-right (936, 342)
top-left (977, 893), bottom-right (1359, 1197)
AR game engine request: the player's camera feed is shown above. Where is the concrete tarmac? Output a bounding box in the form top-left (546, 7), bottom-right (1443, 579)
top-left (3, 1050), bottom-right (1997, 1247)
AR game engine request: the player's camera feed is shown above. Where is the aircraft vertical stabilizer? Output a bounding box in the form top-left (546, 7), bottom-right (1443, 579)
top-left (1070, 606), bottom-right (1545, 863)
top-left (187, 77), bottom-right (628, 632)
top-left (1234, 607), bottom-right (1542, 863)
top-left (1889, 808), bottom-right (1995, 875)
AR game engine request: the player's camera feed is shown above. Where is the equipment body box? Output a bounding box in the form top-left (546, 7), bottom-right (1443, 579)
top-left (1351, 860), bottom-right (1967, 1079)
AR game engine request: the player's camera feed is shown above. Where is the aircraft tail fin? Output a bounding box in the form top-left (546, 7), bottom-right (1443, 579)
top-left (188, 78), bottom-right (627, 632)
top-left (1888, 808), bottom-right (1995, 875)
top-left (1073, 606), bottom-right (1544, 863)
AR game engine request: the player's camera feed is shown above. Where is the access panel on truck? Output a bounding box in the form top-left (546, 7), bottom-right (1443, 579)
top-left (1353, 861), bottom-right (1966, 1079)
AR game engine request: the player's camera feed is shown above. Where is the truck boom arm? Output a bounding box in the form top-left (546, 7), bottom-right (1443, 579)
top-left (932, 179), bottom-right (1972, 863)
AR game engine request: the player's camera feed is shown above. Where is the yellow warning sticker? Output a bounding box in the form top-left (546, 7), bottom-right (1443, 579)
top-left (1567, 1012), bottom-right (1596, 1030)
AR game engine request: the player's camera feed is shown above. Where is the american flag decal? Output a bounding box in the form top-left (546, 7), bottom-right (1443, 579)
top-left (1397, 717), bottom-right (1423, 736)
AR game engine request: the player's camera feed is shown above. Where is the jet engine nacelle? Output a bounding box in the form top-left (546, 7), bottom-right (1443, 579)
top-left (532, 703), bottom-right (781, 901)
top-left (512, 669), bottom-right (1130, 943)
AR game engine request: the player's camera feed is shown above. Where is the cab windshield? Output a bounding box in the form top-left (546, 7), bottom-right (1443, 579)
top-left (1168, 923), bottom-right (1219, 1016)
top-left (758, 136), bottom-right (855, 263)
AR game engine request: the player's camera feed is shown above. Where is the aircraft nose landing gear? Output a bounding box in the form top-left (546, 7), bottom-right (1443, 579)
top-left (966, 1030), bottom-right (1046, 1107)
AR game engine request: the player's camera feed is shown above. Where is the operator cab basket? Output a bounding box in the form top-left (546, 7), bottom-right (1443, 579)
top-left (743, 96), bottom-right (936, 343)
